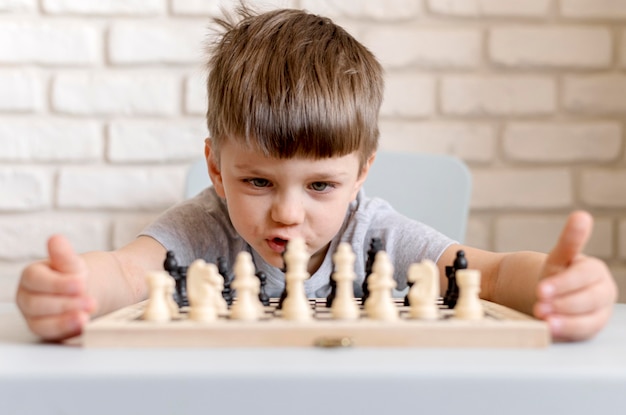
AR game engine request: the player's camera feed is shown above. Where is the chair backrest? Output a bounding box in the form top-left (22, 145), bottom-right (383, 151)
top-left (184, 151), bottom-right (472, 242)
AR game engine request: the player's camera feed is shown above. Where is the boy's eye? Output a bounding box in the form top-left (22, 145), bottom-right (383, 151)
top-left (310, 182), bottom-right (330, 191)
top-left (247, 178), bottom-right (270, 187)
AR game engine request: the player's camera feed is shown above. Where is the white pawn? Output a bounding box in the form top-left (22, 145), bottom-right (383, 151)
top-left (143, 271), bottom-right (171, 322)
top-left (164, 275), bottom-right (180, 319)
top-left (365, 251), bottom-right (398, 321)
top-left (282, 237), bottom-right (313, 321)
top-left (407, 259), bottom-right (439, 320)
top-left (187, 259), bottom-right (219, 322)
top-left (331, 243), bottom-right (359, 320)
top-left (230, 251), bottom-right (263, 321)
top-left (454, 269), bottom-right (484, 320)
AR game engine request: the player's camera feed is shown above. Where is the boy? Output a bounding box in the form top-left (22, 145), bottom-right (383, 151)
top-left (16, 6), bottom-right (617, 343)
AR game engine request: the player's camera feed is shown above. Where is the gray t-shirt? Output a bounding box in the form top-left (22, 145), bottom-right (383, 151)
top-left (140, 187), bottom-right (455, 298)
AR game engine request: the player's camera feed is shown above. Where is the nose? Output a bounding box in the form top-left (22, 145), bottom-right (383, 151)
top-left (271, 190), bottom-right (305, 225)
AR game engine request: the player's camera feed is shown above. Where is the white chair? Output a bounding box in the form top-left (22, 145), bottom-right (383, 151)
top-left (185, 151), bottom-right (472, 242)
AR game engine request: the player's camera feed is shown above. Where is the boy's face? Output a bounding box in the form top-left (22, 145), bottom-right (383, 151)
top-left (206, 139), bottom-right (372, 274)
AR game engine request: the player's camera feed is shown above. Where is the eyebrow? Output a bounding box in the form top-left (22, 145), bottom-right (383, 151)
top-left (233, 163), bottom-right (351, 180)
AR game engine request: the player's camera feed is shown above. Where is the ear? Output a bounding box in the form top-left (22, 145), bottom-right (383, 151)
top-left (351, 152), bottom-right (376, 200)
top-left (205, 138), bottom-right (226, 198)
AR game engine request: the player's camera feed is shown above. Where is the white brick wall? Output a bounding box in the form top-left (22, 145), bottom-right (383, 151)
top-left (1, 0), bottom-right (626, 303)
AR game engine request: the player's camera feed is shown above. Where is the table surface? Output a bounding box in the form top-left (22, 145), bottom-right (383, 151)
top-left (2, 302), bottom-right (626, 415)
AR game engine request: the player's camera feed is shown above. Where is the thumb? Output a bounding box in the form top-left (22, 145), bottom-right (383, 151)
top-left (47, 234), bottom-right (85, 274)
top-left (543, 211), bottom-right (593, 277)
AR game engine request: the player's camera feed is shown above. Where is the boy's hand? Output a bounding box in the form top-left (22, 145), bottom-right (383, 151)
top-left (16, 235), bottom-right (96, 341)
top-left (535, 211), bottom-right (618, 341)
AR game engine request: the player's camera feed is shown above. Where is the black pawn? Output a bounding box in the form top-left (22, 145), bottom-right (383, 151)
top-left (176, 265), bottom-right (188, 307)
top-left (454, 250), bottom-right (468, 271)
top-left (362, 237), bottom-right (383, 304)
top-left (404, 280), bottom-right (414, 306)
top-left (163, 251), bottom-right (179, 277)
top-left (277, 251), bottom-right (288, 309)
top-left (326, 271), bottom-right (337, 307)
top-left (256, 271), bottom-right (270, 306)
top-left (443, 265), bottom-right (457, 308)
top-left (217, 256), bottom-right (233, 305)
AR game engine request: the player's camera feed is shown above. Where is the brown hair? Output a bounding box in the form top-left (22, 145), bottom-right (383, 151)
top-left (205, 4), bottom-right (384, 168)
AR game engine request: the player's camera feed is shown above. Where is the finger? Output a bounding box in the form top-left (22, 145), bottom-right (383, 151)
top-left (543, 211), bottom-right (593, 277)
top-left (545, 306), bottom-right (613, 342)
top-left (48, 234), bottom-right (85, 274)
top-left (19, 263), bottom-right (85, 295)
top-left (16, 291), bottom-right (96, 318)
top-left (535, 278), bottom-right (615, 318)
top-left (26, 311), bottom-right (90, 342)
top-left (538, 256), bottom-right (608, 300)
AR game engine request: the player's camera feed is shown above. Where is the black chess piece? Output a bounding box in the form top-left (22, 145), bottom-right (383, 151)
top-left (217, 256), bottom-right (233, 305)
top-left (362, 237), bottom-right (383, 304)
top-left (326, 271), bottom-right (337, 307)
top-left (176, 265), bottom-right (188, 307)
top-left (256, 271), bottom-right (270, 306)
top-left (443, 265), bottom-right (457, 308)
top-left (454, 250), bottom-right (468, 271)
top-left (404, 279), bottom-right (414, 306)
top-left (164, 251), bottom-right (179, 277)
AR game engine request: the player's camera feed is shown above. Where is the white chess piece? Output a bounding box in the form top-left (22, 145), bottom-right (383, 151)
top-left (407, 259), bottom-right (439, 320)
top-left (366, 251), bottom-right (398, 321)
top-left (331, 243), bottom-right (359, 320)
top-left (143, 271), bottom-right (171, 322)
top-left (230, 251), bottom-right (263, 321)
top-left (454, 269), bottom-right (484, 320)
top-left (164, 275), bottom-right (180, 319)
top-left (282, 238), bottom-right (313, 321)
top-left (187, 259), bottom-right (219, 322)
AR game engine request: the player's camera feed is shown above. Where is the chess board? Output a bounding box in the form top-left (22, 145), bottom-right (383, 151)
top-left (82, 298), bottom-right (550, 348)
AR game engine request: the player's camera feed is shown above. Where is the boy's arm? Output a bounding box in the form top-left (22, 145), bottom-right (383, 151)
top-left (16, 234), bottom-right (166, 341)
top-left (438, 211), bottom-right (617, 341)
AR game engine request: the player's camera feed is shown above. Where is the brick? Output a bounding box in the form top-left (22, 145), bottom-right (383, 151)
top-left (464, 217), bottom-right (490, 250)
top-left (618, 30), bottom-right (626, 68)
top-left (441, 76), bottom-right (556, 116)
top-left (0, 119), bottom-right (102, 161)
top-left (471, 169), bottom-right (572, 209)
top-left (503, 122), bottom-right (621, 163)
top-left (0, 0), bottom-right (36, 12)
top-left (109, 22), bottom-right (207, 64)
top-left (112, 214), bottom-right (159, 249)
top-left (0, 168), bottom-right (51, 210)
top-left (490, 27), bottom-right (611, 69)
top-left (564, 75), bottom-right (626, 115)
top-left (0, 265), bottom-right (23, 302)
top-left (0, 214), bottom-right (109, 260)
top-left (52, 72), bottom-right (180, 116)
top-left (172, 0), bottom-right (297, 15)
top-left (57, 167), bottom-right (186, 209)
top-left (618, 220), bottom-right (626, 260)
top-left (300, 0), bottom-right (422, 20)
top-left (610, 266), bottom-right (626, 303)
top-left (380, 74), bottom-right (435, 117)
top-left (581, 170), bottom-right (626, 208)
top-left (362, 27), bottom-right (481, 69)
top-left (108, 120), bottom-right (206, 162)
top-left (561, 0), bottom-right (626, 19)
top-left (185, 72), bottom-right (207, 115)
top-left (429, 0), bottom-right (550, 17)
top-left (495, 215), bottom-right (613, 258)
top-left (379, 121), bottom-right (496, 163)
top-left (42, 0), bottom-right (165, 15)
top-left (0, 22), bottom-right (99, 65)
top-left (0, 70), bottom-right (42, 112)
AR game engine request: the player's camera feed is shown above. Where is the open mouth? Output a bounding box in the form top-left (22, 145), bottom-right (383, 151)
top-left (267, 237), bottom-right (289, 253)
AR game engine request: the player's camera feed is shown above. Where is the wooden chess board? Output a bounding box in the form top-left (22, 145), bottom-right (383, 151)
top-left (82, 298), bottom-right (551, 348)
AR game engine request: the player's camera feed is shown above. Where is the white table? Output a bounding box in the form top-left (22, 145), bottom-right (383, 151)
top-left (2, 302), bottom-right (626, 415)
